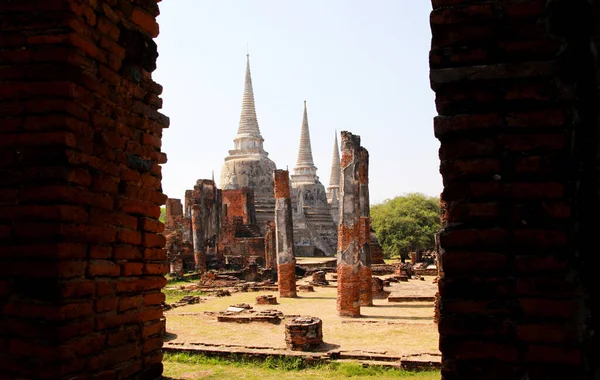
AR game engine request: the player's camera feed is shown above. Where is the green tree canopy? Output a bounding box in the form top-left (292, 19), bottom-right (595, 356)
top-left (159, 206), bottom-right (166, 224)
top-left (371, 193), bottom-right (440, 259)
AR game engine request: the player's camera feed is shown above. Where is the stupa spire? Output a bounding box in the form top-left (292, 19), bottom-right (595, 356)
top-left (329, 130), bottom-right (341, 187)
top-left (295, 101), bottom-right (316, 169)
top-left (236, 54), bottom-right (262, 139)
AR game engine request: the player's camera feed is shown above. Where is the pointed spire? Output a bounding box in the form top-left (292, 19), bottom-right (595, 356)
top-left (295, 101), bottom-right (316, 168)
top-left (329, 130), bottom-right (341, 187)
top-left (236, 54), bottom-right (262, 139)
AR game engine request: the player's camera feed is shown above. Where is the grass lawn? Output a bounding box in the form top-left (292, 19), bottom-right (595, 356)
top-left (163, 352), bottom-right (440, 380)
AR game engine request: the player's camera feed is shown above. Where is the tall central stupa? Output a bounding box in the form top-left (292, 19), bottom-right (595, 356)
top-left (290, 102), bottom-right (338, 256)
top-left (219, 55), bottom-right (277, 230)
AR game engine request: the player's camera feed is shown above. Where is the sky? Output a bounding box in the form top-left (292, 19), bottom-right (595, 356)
top-left (154, 1), bottom-right (440, 205)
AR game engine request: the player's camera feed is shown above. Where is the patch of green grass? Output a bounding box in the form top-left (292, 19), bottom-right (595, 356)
top-left (163, 288), bottom-right (206, 305)
top-left (163, 351), bottom-right (440, 379)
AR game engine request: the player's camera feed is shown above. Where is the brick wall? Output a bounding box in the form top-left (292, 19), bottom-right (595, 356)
top-left (431, 1), bottom-right (600, 379)
top-left (0, 1), bottom-right (168, 378)
top-left (222, 188), bottom-right (256, 226)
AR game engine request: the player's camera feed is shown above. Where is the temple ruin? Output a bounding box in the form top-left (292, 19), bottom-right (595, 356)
top-left (4, 1), bottom-right (600, 379)
top-left (163, 55), bottom-right (381, 272)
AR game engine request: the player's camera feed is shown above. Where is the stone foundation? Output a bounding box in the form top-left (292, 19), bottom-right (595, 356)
top-left (256, 295), bottom-right (278, 305)
top-left (285, 317), bottom-right (323, 351)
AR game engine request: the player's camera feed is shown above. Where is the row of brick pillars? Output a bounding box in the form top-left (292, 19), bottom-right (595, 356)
top-left (273, 170), bottom-right (297, 298)
top-left (336, 131), bottom-right (372, 316)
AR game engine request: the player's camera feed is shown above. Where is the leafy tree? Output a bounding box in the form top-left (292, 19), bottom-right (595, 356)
top-left (371, 193), bottom-right (440, 260)
top-left (159, 206), bottom-right (166, 224)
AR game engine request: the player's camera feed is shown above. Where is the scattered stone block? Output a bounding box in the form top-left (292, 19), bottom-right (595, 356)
top-left (298, 285), bottom-right (315, 292)
top-left (310, 271), bottom-right (329, 286)
top-left (230, 303), bottom-right (253, 310)
top-left (285, 316), bottom-right (323, 351)
top-left (217, 309), bottom-right (284, 324)
top-left (256, 295), bottom-right (278, 305)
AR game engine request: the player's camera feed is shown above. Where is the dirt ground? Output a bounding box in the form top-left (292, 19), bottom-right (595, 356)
top-left (164, 272), bottom-right (440, 358)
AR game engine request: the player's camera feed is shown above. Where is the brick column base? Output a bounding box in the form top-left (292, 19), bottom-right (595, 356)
top-left (278, 261), bottom-right (297, 298)
top-left (359, 265), bottom-right (373, 306)
top-left (337, 262), bottom-right (360, 317)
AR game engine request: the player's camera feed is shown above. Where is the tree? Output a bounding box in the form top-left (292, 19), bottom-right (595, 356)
top-left (371, 193), bottom-right (440, 260)
top-left (159, 206), bottom-right (166, 224)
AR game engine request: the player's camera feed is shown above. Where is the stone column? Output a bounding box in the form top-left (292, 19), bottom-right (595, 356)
top-left (336, 131), bottom-right (362, 317)
top-left (264, 221), bottom-right (277, 270)
top-left (274, 170), bottom-right (297, 297)
top-left (191, 204), bottom-right (206, 273)
top-left (357, 147), bottom-right (373, 306)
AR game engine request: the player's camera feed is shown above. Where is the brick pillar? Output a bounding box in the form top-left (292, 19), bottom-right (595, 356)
top-left (273, 170), bottom-right (297, 298)
top-left (0, 1), bottom-right (167, 379)
top-left (336, 131), bottom-right (362, 317)
top-left (357, 147), bottom-right (372, 307)
top-left (165, 198), bottom-right (183, 230)
top-left (191, 204), bottom-right (206, 273)
top-left (431, 1), bottom-right (600, 379)
top-left (264, 221), bottom-right (277, 270)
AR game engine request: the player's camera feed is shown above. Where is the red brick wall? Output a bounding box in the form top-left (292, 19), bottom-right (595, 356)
top-left (431, 1), bottom-right (600, 379)
top-left (0, 1), bottom-right (168, 378)
top-left (222, 188), bottom-right (254, 225)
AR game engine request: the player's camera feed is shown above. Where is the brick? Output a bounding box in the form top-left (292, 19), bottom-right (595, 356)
top-left (141, 232), bottom-right (165, 248)
top-left (143, 263), bottom-right (168, 275)
top-left (143, 292), bottom-right (165, 306)
top-left (95, 297), bottom-right (118, 313)
top-left (139, 217), bottom-right (164, 233)
top-left (113, 245), bottom-right (142, 260)
top-left (121, 262), bottom-right (143, 276)
top-left (88, 260), bottom-right (120, 277)
top-left (90, 245), bottom-right (112, 259)
top-left (107, 327), bottom-right (139, 347)
top-left (143, 248), bottom-right (166, 260)
top-left (116, 229), bottom-right (142, 245)
top-left (118, 295), bottom-right (143, 311)
top-left (117, 198), bottom-right (161, 218)
top-left (131, 8), bottom-right (159, 37)
top-left (526, 345), bottom-right (581, 365)
top-left (114, 277), bottom-right (166, 294)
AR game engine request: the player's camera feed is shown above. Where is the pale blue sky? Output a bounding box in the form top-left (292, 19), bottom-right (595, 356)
top-left (154, 1), bottom-right (440, 205)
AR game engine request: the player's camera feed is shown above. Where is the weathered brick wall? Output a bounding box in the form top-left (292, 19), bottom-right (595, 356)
top-left (431, 1), bottom-right (600, 379)
top-left (0, 1), bottom-right (168, 378)
top-left (165, 198), bottom-right (183, 230)
top-left (222, 188), bottom-right (257, 226)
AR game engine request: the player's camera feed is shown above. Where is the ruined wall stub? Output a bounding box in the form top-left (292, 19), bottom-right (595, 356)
top-left (357, 147), bottom-right (373, 306)
top-left (166, 198), bottom-right (183, 230)
top-left (274, 170), bottom-right (297, 297)
top-left (191, 204), bottom-right (206, 273)
top-left (190, 180), bottom-right (222, 272)
top-left (264, 221), bottom-right (277, 270)
top-left (222, 187), bottom-right (257, 226)
top-left (336, 131), bottom-right (362, 317)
